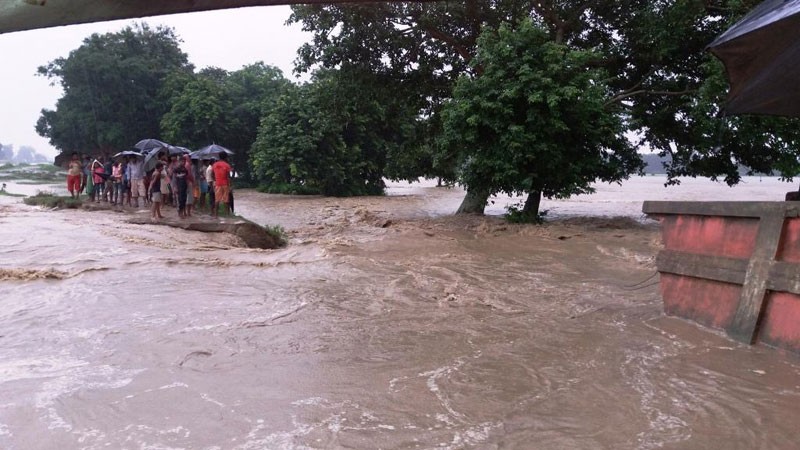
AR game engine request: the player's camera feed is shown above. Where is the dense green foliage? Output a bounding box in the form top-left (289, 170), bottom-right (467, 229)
top-left (250, 67), bottom-right (421, 196)
top-left (36, 24), bottom-right (191, 153)
top-left (440, 20), bottom-right (642, 219)
top-left (161, 63), bottom-right (293, 183)
top-left (290, 0), bottom-right (800, 214)
top-left (657, 58), bottom-right (800, 185)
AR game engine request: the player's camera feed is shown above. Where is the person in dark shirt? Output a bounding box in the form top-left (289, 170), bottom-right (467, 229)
top-left (173, 161), bottom-right (188, 218)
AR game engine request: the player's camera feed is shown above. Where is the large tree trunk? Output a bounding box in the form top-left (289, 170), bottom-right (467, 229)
top-left (456, 186), bottom-right (490, 214)
top-left (522, 190), bottom-right (542, 218)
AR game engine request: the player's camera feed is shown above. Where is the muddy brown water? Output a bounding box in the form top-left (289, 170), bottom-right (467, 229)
top-left (1, 178), bottom-right (799, 449)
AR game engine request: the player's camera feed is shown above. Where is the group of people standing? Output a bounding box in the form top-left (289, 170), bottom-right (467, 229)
top-left (66, 150), bottom-right (233, 221)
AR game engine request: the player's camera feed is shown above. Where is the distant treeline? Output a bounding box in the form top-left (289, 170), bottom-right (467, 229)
top-left (0, 143), bottom-right (50, 164)
top-left (641, 153), bottom-right (777, 177)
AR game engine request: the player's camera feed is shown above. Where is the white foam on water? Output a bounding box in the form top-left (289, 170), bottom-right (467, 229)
top-left (443, 421), bottom-right (501, 449)
top-left (622, 346), bottom-right (692, 450)
top-left (0, 356), bottom-right (87, 383)
top-left (235, 416), bottom-right (314, 450)
top-left (200, 393), bottom-right (225, 407)
top-left (291, 397), bottom-right (326, 407)
top-left (388, 375), bottom-right (409, 392)
top-left (419, 357), bottom-right (468, 423)
top-left (34, 364), bottom-right (141, 435)
top-left (168, 323), bottom-right (231, 335)
top-left (158, 382), bottom-right (189, 391)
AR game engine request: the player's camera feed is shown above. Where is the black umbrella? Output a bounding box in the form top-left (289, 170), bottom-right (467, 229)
top-left (143, 148), bottom-right (169, 172)
top-left (168, 145), bottom-right (192, 156)
top-left (190, 144), bottom-right (234, 160)
top-left (134, 139), bottom-right (170, 153)
top-left (708, 0), bottom-right (800, 116)
top-left (112, 149), bottom-right (143, 159)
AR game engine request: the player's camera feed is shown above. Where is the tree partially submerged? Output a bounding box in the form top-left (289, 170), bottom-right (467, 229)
top-left (291, 1), bottom-right (800, 213)
top-left (440, 20), bottom-right (642, 220)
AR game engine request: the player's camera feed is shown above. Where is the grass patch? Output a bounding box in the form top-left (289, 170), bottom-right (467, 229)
top-left (262, 224), bottom-right (288, 247)
top-left (505, 201), bottom-right (548, 224)
top-left (23, 191), bottom-right (82, 209)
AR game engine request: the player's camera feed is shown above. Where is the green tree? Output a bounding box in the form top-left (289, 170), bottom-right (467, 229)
top-left (160, 70), bottom-right (232, 149)
top-left (291, 1), bottom-right (788, 213)
top-left (441, 20), bottom-right (642, 220)
top-left (251, 67), bottom-right (420, 196)
top-left (290, 2), bottom-right (529, 207)
top-left (224, 63), bottom-right (294, 183)
top-left (650, 55), bottom-right (800, 185)
top-left (36, 23), bottom-right (192, 155)
top-left (160, 63), bottom-right (293, 183)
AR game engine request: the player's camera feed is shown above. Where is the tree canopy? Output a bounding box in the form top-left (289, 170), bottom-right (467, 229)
top-left (36, 24), bottom-right (191, 154)
top-left (160, 62), bottom-right (293, 182)
top-left (440, 20), bottom-right (642, 219)
top-left (290, 0), bottom-right (798, 213)
top-left (250, 66), bottom-right (422, 196)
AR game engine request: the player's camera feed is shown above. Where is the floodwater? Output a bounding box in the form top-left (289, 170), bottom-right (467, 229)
top-left (1, 176), bottom-right (799, 449)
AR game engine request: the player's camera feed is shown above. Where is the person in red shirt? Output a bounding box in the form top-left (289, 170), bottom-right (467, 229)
top-left (212, 152), bottom-right (232, 218)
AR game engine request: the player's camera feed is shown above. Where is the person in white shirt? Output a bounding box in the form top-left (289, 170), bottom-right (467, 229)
top-left (128, 158), bottom-right (145, 208)
top-left (204, 159), bottom-right (216, 214)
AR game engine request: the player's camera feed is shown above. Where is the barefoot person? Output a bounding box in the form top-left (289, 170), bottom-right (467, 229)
top-left (205, 158), bottom-right (215, 214)
top-left (128, 155), bottom-right (145, 208)
top-left (66, 152), bottom-right (82, 199)
top-left (173, 160), bottom-right (188, 218)
top-left (212, 152), bottom-right (231, 218)
top-left (184, 155), bottom-right (195, 217)
top-left (149, 162), bottom-right (165, 220)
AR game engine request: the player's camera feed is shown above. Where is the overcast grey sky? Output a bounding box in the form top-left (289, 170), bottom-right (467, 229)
top-left (0, 6), bottom-right (311, 159)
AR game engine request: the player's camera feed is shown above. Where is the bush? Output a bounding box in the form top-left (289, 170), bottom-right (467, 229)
top-left (262, 224), bottom-right (288, 247)
top-left (23, 191), bottom-right (82, 209)
top-left (505, 201), bottom-right (547, 224)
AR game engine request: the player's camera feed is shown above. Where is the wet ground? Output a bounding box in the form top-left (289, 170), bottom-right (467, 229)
top-left (1, 177), bottom-right (799, 449)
